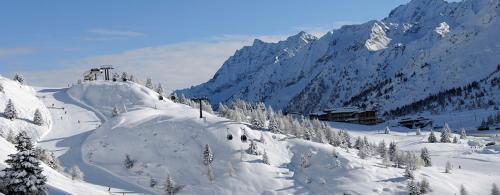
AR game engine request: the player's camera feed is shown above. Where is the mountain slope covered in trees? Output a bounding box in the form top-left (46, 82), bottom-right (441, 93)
top-left (177, 0), bottom-right (500, 116)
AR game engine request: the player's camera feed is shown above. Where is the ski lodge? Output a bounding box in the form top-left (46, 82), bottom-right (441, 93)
top-left (309, 107), bottom-right (379, 125)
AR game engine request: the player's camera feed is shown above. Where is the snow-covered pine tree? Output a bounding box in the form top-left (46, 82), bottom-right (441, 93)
top-left (300, 151), bottom-right (312, 169)
top-left (407, 179), bottom-right (420, 195)
top-left (145, 78), bottom-right (154, 89)
top-left (112, 105), bottom-right (120, 117)
top-left (389, 141), bottom-right (397, 162)
top-left (460, 184), bottom-right (468, 195)
top-left (129, 74), bottom-right (135, 83)
top-left (492, 183), bottom-right (500, 195)
top-left (262, 150), bottom-right (270, 165)
top-left (384, 126), bottom-right (390, 134)
top-left (416, 128), bottom-right (421, 135)
top-left (0, 131), bottom-right (47, 194)
top-left (165, 175), bottom-right (175, 195)
top-left (4, 99), bottom-right (18, 120)
top-left (377, 140), bottom-right (387, 158)
top-left (420, 147), bottom-right (432, 167)
top-left (0, 83), bottom-right (3, 93)
top-left (71, 165), bottom-right (84, 180)
top-left (121, 72), bottom-right (128, 82)
top-left (112, 73), bottom-right (120, 82)
top-left (6, 130), bottom-right (15, 143)
top-left (149, 176), bottom-right (157, 187)
top-left (453, 136), bottom-right (458, 143)
top-left (259, 133), bottom-right (266, 144)
top-left (382, 152), bottom-right (391, 168)
top-left (268, 118), bottom-right (281, 134)
top-left (246, 140), bottom-right (259, 155)
top-left (33, 108), bottom-right (44, 126)
top-left (440, 123), bottom-right (452, 143)
top-left (156, 83), bottom-right (164, 100)
top-left (428, 129), bottom-right (437, 143)
top-left (357, 145), bottom-right (369, 159)
top-left (354, 136), bottom-right (363, 150)
top-left (419, 177), bottom-right (431, 194)
top-left (203, 144), bottom-right (214, 166)
top-left (13, 74), bottom-right (24, 84)
top-left (445, 161), bottom-right (452, 173)
top-left (123, 154), bottom-right (135, 169)
top-left (460, 128), bottom-right (467, 139)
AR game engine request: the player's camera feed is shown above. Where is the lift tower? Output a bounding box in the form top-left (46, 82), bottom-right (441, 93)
top-left (100, 65), bottom-right (114, 81)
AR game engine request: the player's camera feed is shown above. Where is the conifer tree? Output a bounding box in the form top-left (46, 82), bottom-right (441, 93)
top-left (203, 144), bottom-right (214, 166)
top-left (13, 74), bottom-right (24, 84)
top-left (4, 99), bottom-right (18, 120)
top-left (0, 83), bottom-right (4, 93)
top-left (145, 78), bottom-right (154, 89)
top-left (428, 129), bottom-right (437, 143)
top-left (246, 140), bottom-right (259, 155)
top-left (0, 131), bottom-right (47, 194)
top-left (404, 166), bottom-right (415, 179)
top-left (419, 177), bottom-right (431, 194)
top-left (6, 130), bottom-right (15, 143)
top-left (112, 105), bottom-right (120, 117)
top-left (124, 154), bottom-right (135, 169)
top-left (453, 136), bottom-right (458, 143)
top-left (259, 133), bottom-right (266, 144)
top-left (384, 126), bottom-right (390, 134)
top-left (156, 83), bottom-right (164, 99)
top-left (407, 179), bottom-right (420, 195)
top-left (165, 175), bottom-right (175, 195)
top-left (440, 123), bottom-right (452, 143)
top-left (71, 165), bottom-right (84, 181)
top-left (149, 176), bottom-right (157, 187)
top-left (377, 140), bottom-right (387, 158)
top-left (262, 150), bottom-right (270, 165)
top-left (420, 147), bottom-right (432, 167)
top-left (389, 141), bottom-right (397, 162)
top-left (460, 128), bottom-right (467, 139)
top-left (445, 161), bottom-right (452, 173)
top-left (33, 108), bottom-right (44, 126)
top-left (492, 183), bottom-right (500, 195)
top-left (121, 72), bottom-right (128, 82)
top-left (416, 128), bottom-right (421, 135)
top-left (460, 184), bottom-right (468, 195)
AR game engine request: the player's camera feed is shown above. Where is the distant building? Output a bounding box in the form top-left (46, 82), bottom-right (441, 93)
top-left (309, 107), bottom-right (379, 125)
top-left (398, 117), bottom-right (432, 129)
top-left (83, 68), bottom-right (103, 81)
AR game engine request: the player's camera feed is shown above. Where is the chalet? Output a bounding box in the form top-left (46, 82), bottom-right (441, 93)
top-left (83, 68), bottom-right (103, 81)
top-left (310, 107), bottom-right (379, 125)
top-left (398, 117), bottom-right (432, 129)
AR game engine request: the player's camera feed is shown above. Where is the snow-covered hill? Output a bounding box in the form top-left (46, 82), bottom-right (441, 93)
top-left (0, 75), bottom-right (52, 139)
top-left (67, 81), bottom-right (499, 194)
top-left (177, 0), bottom-right (500, 115)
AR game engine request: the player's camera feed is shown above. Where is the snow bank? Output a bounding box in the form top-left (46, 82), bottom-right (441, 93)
top-left (0, 76), bottom-right (51, 140)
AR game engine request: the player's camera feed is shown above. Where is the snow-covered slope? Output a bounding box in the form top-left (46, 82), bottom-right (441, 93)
top-left (68, 81), bottom-right (499, 194)
top-left (0, 76), bottom-right (52, 139)
top-left (177, 0), bottom-right (500, 115)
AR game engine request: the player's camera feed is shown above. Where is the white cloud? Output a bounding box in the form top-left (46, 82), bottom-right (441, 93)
top-left (0, 47), bottom-right (36, 58)
top-left (88, 29), bottom-right (145, 37)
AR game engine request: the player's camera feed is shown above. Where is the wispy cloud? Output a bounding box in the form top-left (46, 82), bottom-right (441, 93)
top-left (82, 28), bottom-right (145, 41)
top-left (0, 47), bottom-right (36, 58)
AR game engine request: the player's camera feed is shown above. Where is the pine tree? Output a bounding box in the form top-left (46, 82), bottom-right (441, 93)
top-left (300, 151), bottom-right (312, 169)
top-left (382, 152), bottom-right (391, 168)
top-left (203, 144), bottom-right (214, 166)
top-left (165, 175), bottom-right (175, 195)
top-left (492, 183), bottom-right (500, 195)
top-left (389, 141), bottom-right (397, 162)
top-left (440, 123), bottom-right (452, 143)
top-left (445, 161), bottom-right (452, 173)
top-left (357, 145), bottom-right (369, 159)
top-left (260, 133), bottom-right (266, 144)
top-left (416, 128), bottom-right (421, 135)
top-left (0, 131), bottom-right (47, 194)
top-left (453, 136), bottom-right (458, 143)
top-left (428, 130), bottom-right (437, 143)
top-left (354, 136), bottom-right (363, 150)
top-left (0, 83), bottom-right (4, 93)
top-left (384, 126), bottom-right (390, 134)
top-left (460, 184), bottom-right (468, 195)
top-left (420, 147), bottom-right (432, 167)
top-left (404, 166), bottom-right (415, 179)
top-left (149, 176), bottom-right (157, 187)
top-left (33, 108), bottom-right (44, 126)
top-left (6, 130), bottom-right (15, 143)
top-left (112, 105), bottom-right (120, 117)
top-left (4, 99), bottom-right (18, 120)
top-left (13, 74), bottom-right (24, 84)
top-left (112, 73), bottom-right (120, 81)
top-left (246, 140), bottom-right (259, 155)
top-left (407, 179), bottom-right (420, 195)
top-left (377, 140), bottom-right (387, 157)
top-left (262, 150), bottom-right (270, 165)
top-left (121, 72), bottom-right (128, 82)
top-left (71, 165), bottom-right (84, 181)
top-left (123, 154), bottom-right (135, 169)
top-left (419, 177), bottom-right (431, 194)
top-left (129, 74), bottom-right (135, 83)
top-left (268, 118), bottom-right (281, 134)
top-left (156, 83), bottom-right (164, 99)
top-left (460, 128), bottom-right (467, 139)
top-left (145, 78), bottom-right (154, 89)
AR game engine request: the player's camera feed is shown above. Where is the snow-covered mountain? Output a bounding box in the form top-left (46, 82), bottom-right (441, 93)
top-left (177, 0), bottom-right (500, 115)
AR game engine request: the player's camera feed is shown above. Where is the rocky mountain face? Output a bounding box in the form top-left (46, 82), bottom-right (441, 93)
top-left (176, 0), bottom-right (500, 116)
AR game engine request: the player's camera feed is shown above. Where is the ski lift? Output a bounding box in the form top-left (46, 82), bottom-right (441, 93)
top-left (240, 127), bottom-right (248, 143)
top-left (226, 128), bottom-right (233, 140)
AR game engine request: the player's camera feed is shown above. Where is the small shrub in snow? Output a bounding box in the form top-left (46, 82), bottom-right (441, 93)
top-left (453, 136), bottom-right (458, 143)
top-left (300, 151), bottom-right (312, 169)
top-left (4, 99), bottom-right (18, 120)
top-left (259, 133), bottom-right (266, 144)
top-left (404, 167), bottom-right (415, 179)
top-left (5, 130), bottom-right (15, 143)
top-left (124, 154), bottom-right (136, 169)
top-left (33, 108), bottom-right (44, 126)
top-left (121, 72), bottom-right (128, 82)
top-left (419, 177), bottom-right (431, 194)
top-left (112, 73), bottom-right (120, 82)
top-left (0, 132), bottom-right (47, 194)
top-left (150, 176), bottom-right (157, 187)
top-left (71, 165), bottom-right (84, 181)
top-left (420, 147), bottom-right (432, 167)
top-left (203, 144), bottom-right (214, 165)
top-left (428, 130), bottom-right (437, 143)
top-left (262, 150), bottom-right (270, 165)
top-left (112, 105), bottom-right (120, 117)
top-left (407, 179), bottom-right (420, 195)
top-left (35, 147), bottom-right (61, 171)
top-left (460, 128), bottom-right (467, 139)
top-left (445, 161), bottom-right (452, 173)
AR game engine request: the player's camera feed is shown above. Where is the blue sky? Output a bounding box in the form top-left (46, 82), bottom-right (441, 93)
top-left (0, 0), bottom-right (411, 88)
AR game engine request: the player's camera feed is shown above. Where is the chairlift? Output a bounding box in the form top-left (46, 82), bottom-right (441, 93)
top-left (240, 127), bottom-right (248, 142)
top-left (226, 128), bottom-right (233, 140)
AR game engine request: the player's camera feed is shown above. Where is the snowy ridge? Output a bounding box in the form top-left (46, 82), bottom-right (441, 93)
top-left (177, 0), bottom-right (500, 116)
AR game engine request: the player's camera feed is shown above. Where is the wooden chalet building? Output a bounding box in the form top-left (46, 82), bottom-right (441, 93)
top-left (309, 107), bottom-right (379, 125)
top-left (398, 117), bottom-right (432, 129)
